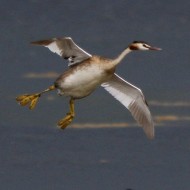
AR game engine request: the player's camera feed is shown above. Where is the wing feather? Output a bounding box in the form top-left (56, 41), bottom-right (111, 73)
top-left (31, 37), bottom-right (92, 66)
top-left (101, 73), bottom-right (154, 139)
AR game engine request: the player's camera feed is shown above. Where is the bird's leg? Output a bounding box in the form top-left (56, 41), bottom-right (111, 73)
top-left (57, 98), bottom-right (75, 130)
top-left (16, 85), bottom-right (55, 110)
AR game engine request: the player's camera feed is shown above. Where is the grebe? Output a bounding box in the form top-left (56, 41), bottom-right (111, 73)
top-left (16, 37), bottom-right (161, 139)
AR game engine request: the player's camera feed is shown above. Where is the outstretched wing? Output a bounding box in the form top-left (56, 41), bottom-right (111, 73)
top-left (31, 37), bottom-right (92, 66)
top-left (101, 73), bottom-right (154, 139)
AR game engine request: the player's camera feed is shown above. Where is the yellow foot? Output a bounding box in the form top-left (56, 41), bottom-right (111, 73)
top-left (57, 113), bottom-right (74, 130)
top-left (16, 94), bottom-right (40, 110)
top-left (16, 85), bottom-right (56, 110)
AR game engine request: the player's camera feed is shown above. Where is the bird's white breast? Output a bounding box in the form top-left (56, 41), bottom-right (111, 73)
top-left (58, 64), bottom-right (111, 98)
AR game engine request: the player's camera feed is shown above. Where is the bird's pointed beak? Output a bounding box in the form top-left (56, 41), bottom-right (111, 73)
top-left (149, 46), bottom-right (162, 51)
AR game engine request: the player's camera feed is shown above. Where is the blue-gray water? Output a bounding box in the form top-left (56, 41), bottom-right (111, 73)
top-left (1, 125), bottom-right (190, 190)
top-left (1, 0), bottom-right (190, 189)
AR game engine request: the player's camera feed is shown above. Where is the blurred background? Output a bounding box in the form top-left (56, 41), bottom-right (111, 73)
top-left (0, 0), bottom-right (190, 190)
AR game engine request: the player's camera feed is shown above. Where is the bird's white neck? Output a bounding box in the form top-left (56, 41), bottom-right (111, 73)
top-left (112, 47), bottom-right (132, 66)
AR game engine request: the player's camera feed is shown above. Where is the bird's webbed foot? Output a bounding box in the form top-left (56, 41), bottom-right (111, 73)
top-left (57, 99), bottom-right (75, 129)
top-left (16, 93), bottom-right (40, 110)
top-left (16, 85), bottom-right (55, 110)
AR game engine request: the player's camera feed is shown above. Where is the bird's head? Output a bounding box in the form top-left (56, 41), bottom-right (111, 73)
top-left (129, 41), bottom-right (162, 51)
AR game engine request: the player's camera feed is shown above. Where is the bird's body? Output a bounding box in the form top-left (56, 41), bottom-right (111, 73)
top-left (55, 55), bottom-right (114, 99)
top-left (16, 37), bottom-right (161, 139)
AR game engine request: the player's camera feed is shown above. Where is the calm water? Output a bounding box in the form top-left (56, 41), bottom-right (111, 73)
top-left (1, 0), bottom-right (190, 189)
top-left (0, 125), bottom-right (190, 190)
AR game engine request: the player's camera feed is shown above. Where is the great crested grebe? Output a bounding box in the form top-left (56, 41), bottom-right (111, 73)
top-left (16, 37), bottom-right (161, 139)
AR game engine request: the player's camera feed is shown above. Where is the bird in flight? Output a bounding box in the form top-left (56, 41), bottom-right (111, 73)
top-left (16, 37), bottom-right (161, 139)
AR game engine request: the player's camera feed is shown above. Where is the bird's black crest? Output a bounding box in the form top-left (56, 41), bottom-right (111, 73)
top-left (133, 40), bottom-right (147, 44)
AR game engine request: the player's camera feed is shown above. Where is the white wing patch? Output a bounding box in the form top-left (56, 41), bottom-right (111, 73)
top-left (101, 73), bottom-right (154, 139)
top-left (31, 37), bottom-right (92, 67)
top-left (101, 74), bottom-right (143, 109)
top-left (101, 83), bottom-right (133, 108)
top-left (45, 41), bottom-right (63, 56)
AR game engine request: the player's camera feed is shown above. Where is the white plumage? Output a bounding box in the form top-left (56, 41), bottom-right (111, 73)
top-left (102, 74), bottom-right (154, 139)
